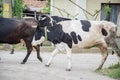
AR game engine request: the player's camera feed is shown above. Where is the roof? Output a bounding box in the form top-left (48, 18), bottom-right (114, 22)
top-left (23, 0), bottom-right (48, 11)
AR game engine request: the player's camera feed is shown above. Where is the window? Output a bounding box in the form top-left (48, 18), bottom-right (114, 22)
top-left (101, 3), bottom-right (120, 24)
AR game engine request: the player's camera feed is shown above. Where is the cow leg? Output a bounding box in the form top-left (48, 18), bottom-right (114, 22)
top-left (45, 48), bottom-right (59, 67)
top-left (33, 45), bottom-right (43, 62)
top-left (10, 48), bottom-right (14, 54)
top-left (96, 44), bottom-right (108, 70)
top-left (9, 45), bottom-right (14, 54)
top-left (65, 46), bottom-right (72, 71)
top-left (21, 42), bottom-right (33, 64)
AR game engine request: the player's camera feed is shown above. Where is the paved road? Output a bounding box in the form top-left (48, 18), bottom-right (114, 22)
top-left (0, 50), bottom-right (119, 80)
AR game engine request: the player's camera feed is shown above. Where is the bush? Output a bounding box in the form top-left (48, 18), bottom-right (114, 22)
top-left (12, 0), bottom-right (23, 18)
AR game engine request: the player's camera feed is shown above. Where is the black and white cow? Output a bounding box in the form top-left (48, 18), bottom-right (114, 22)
top-left (0, 17), bottom-right (42, 64)
top-left (36, 14), bottom-right (71, 47)
top-left (37, 14), bottom-right (71, 27)
top-left (32, 15), bottom-right (120, 71)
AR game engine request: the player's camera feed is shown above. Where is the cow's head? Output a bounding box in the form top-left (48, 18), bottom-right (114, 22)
top-left (101, 21), bottom-right (117, 37)
top-left (37, 14), bottom-right (54, 28)
top-left (102, 21), bottom-right (120, 58)
top-left (32, 27), bottom-right (46, 46)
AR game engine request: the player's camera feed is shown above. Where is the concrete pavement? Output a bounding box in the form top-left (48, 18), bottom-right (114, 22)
top-left (0, 50), bottom-right (119, 80)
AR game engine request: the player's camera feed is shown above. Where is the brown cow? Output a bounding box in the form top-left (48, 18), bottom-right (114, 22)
top-left (0, 17), bottom-right (42, 64)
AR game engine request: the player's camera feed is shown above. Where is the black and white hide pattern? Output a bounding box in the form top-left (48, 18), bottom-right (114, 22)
top-left (37, 14), bottom-right (71, 27)
top-left (0, 17), bottom-right (42, 63)
top-left (36, 14), bottom-right (71, 47)
top-left (32, 18), bottom-right (119, 71)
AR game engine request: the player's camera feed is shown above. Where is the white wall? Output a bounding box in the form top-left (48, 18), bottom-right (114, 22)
top-left (53, 0), bottom-right (77, 18)
top-left (75, 0), bottom-right (86, 20)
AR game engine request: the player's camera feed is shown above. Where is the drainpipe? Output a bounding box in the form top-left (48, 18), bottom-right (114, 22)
top-left (50, 0), bottom-right (53, 16)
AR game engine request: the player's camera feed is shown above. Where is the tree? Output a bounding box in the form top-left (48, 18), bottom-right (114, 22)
top-left (12, 0), bottom-right (23, 18)
top-left (0, 0), bottom-right (3, 17)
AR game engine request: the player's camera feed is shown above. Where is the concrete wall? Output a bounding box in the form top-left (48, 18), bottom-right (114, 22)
top-left (51, 0), bottom-right (87, 19)
top-left (75, 0), bottom-right (86, 20)
top-left (51, 0), bottom-right (76, 18)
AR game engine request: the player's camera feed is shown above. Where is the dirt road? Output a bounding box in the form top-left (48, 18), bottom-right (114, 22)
top-left (0, 50), bottom-right (119, 80)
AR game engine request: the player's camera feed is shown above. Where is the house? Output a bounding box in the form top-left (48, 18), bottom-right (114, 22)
top-left (22, 0), bottom-right (120, 24)
top-left (50, 0), bottom-right (120, 23)
top-left (23, 0), bottom-right (47, 12)
top-left (22, 0), bottom-right (48, 17)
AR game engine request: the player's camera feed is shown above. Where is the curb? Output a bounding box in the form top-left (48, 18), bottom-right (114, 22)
top-left (40, 47), bottom-right (113, 53)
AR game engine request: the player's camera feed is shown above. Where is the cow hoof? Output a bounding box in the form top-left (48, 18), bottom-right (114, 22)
top-left (38, 57), bottom-right (43, 62)
top-left (45, 64), bottom-right (50, 67)
top-left (9, 51), bottom-right (14, 54)
top-left (95, 68), bottom-right (101, 71)
top-left (66, 68), bottom-right (71, 71)
top-left (9, 52), bottom-right (14, 54)
top-left (40, 58), bottom-right (43, 62)
top-left (10, 49), bottom-right (14, 54)
top-left (40, 59), bottom-right (43, 62)
top-left (21, 62), bottom-right (25, 64)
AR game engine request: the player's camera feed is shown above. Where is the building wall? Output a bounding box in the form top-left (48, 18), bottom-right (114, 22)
top-left (51, 0), bottom-right (86, 19)
top-left (51, 0), bottom-right (120, 20)
top-left (76, 0), bottom-right (86, 20)
top-left (51, 0), bottom-right (76, 18)
top-left (86, 0), bottom-right (120, 20)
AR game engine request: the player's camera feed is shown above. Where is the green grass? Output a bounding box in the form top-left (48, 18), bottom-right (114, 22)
top-left (98, 62), bottom-right (120, 79)
top-left (0, 41), bottom-right (51, 51)
top-left (0, 43), bottom-right (3, 46)
top-left (0, 43), bottom-right (26, 51)
top-left (13, 44), bottom-right (26, 50)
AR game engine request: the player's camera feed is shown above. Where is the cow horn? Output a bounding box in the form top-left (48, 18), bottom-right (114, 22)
top-left (41, 17), bottom-right (46, 20)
